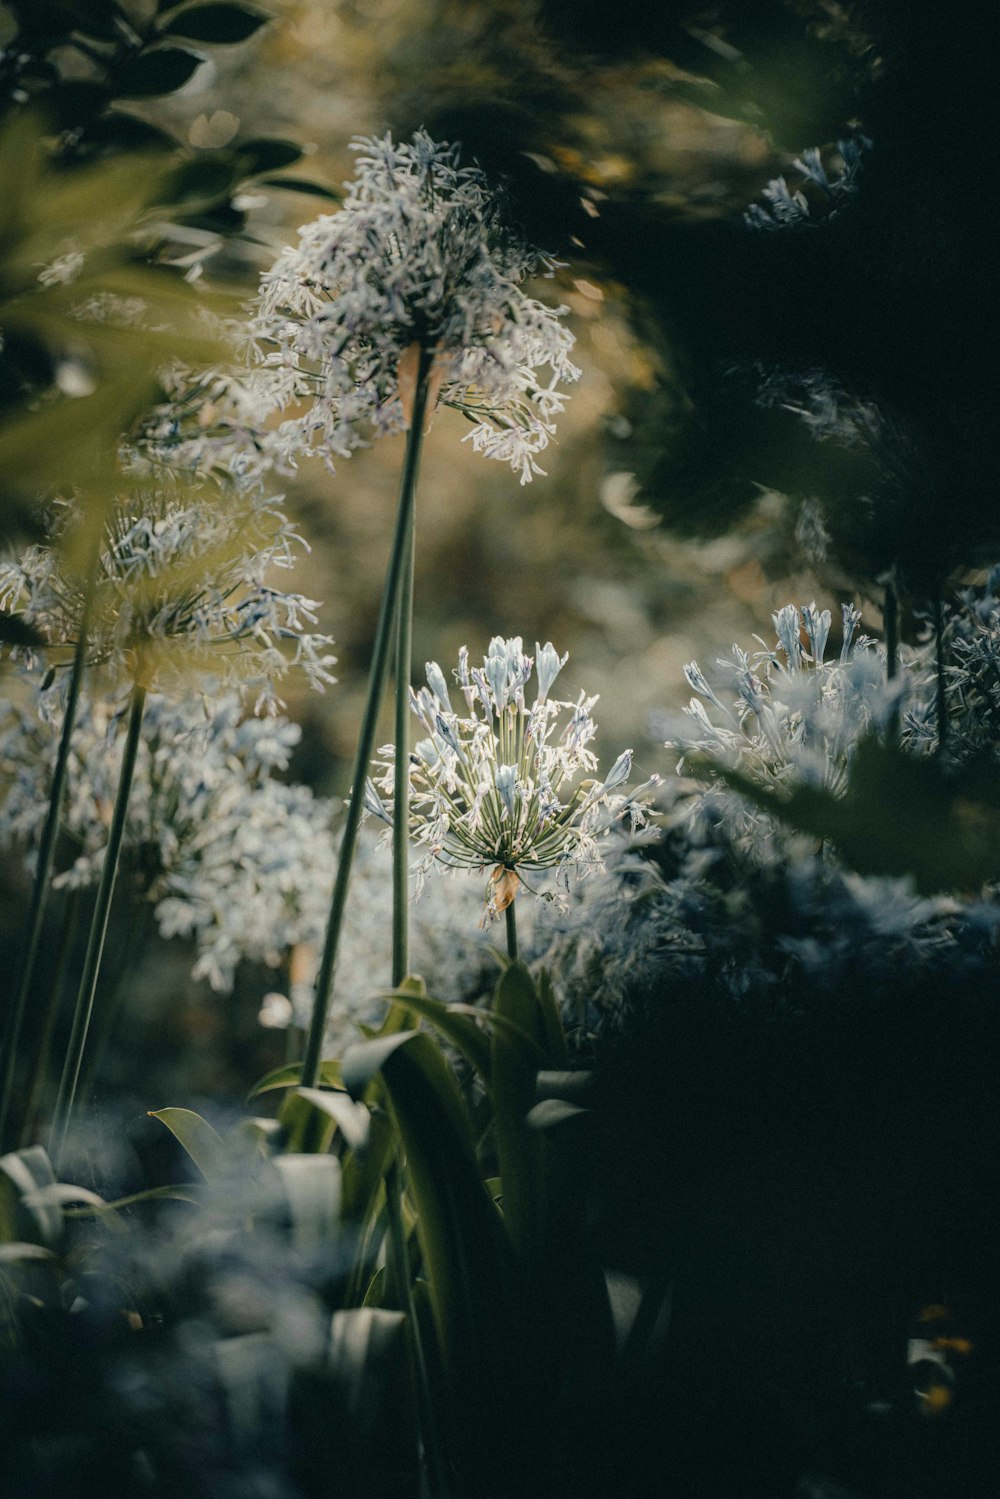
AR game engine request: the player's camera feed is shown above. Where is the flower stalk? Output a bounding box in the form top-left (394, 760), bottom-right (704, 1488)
top-left (301, 349), bottom-right (432, 1088)
top-left (0, 573), bottom-right (94, 1149)
top-left (49, 678), bottom-right (147, 1168)
top-left (504, 899), bottom-right (518, 962)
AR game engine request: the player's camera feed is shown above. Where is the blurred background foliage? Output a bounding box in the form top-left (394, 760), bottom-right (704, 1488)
top-left (1, 0), bottom-right (995, 1108)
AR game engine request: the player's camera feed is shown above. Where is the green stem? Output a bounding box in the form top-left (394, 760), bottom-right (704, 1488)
top-left (884, 578), bottom-right (899, 681)
top-left (883, 577), bottom-right (900, 747)
top-left (0, 591), bottom-right (94, 1150)
top-left (934, 594), bottom-right (948, 753)
top-left (301, 349), bottom-right (433, 1090)
top-left (392, 500), bottom-right (416, 987)
top-left (19, 887), bottom-right (83, 1148)
top-left (505, 900), bottom-right (518, 963)
top-left (49, 680), bottom-right (147, 1170)
top-left (385, 1158), bottom-right (452, 1498)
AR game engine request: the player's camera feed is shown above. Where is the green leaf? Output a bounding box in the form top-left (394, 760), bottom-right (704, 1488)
top-left (277, 1089), bottom-right (336, 1155)
top-left (0, 1241), bottom-right (57, 1265)
top-left (307, 1307), bottom-right (417, 1490)
top-left (248, 1057), bottom-right (342, 1098)
top-left (525, 1098), bottom-right (589, 1129)
top-left (67, 1184), bottom-right (200, 1213)
top-left (148, 1107), bottom-right (228, 1180)
top-left (272, 1154), bottom-right (342, 1248)
top-left (160, 3), bottom-right (269, 43)
top-left (340, 1108), bottom-right (396, 1226)
top-left (162, 153), bottom-right (242, 206)
top-left (235, 137), bottom-right (303, 175)
top-left (341, 1031), bottom-right (520, 1365)
top-left (115, 46), bottom-right (204, 97)
top-left (0, 1146), bottom-right (61, 1245)
top-left (716, 738), bottom-right (1000, 893)
top-left (536, 969), bottom-right (570, 1066)
top-left (375, 987), bottom-right (493, 1082)
top-left (489, 962), bottom-right (552, 1261)
top-left (258, 175), bottom-right (340, 200)
top-left (295, 1087), bottom-right (371, 1152)
top-left (0, 612), bottom-right (47, 647)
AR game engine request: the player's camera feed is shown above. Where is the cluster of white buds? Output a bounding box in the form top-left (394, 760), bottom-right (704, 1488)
top-left (154, 131), bottom-right (581, 485)
top-left (665, 601), bottom-right (932, 858)
top-left (368, 637), bottom-right (659, 921)
top-left (0, 487), bottom-right (336, 711)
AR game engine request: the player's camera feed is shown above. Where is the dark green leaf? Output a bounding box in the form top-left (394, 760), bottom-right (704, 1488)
top-left (258, 176), bottom-right (340, 200)
top-left (0, 1146), bottom-right (61, 1245)
top-left (161, 3), bottom-right (269, 44)
top-left (341, 1031), bottom-right (521, 1364)
top-left (525, 1098), bottom-right (588, 1129)
top-left (375, 987), bottom-right (493, 1082)
top-left (161, 152), bottom-right (242, 205)
top-left (115, 46), bottom-right (204, 97)
top-left (716, 738), bottom-right (1000, 893)
top-left (248, 1057), bottom-right (342, 1098)
top-left (489, 962), bottom-right (553, 1261)
top-left (81, 113), bottom-right (178, 154)
top-left (0, 612), bottom-right (47, 647)
top-left (234, 137), bottom-right (302, 175)
top-left (295, 1087), bottom-right (370, 1152)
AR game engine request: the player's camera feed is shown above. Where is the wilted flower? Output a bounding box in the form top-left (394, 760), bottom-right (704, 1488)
top-left (167, 131), bottom-right (581, 484)
top-left (0, 486), bottom-right (336, 710)
top-left (370, 637), bottom-right (659, 921)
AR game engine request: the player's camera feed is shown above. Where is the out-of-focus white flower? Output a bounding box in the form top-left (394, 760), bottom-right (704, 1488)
top-left (0, 487), bottom-right (336, 710)
top-left (370, 637), bottom-right (659, 921)
top-left (664, 601), bottom-right (931, 858)
top-left (0, 676), bottom-right (507, 1020)
top-left (150, 131), bottom-right (581, 484)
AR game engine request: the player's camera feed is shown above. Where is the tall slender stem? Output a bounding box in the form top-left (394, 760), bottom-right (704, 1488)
top-left (0, 585), bottom-right (95, 1150)
top-left (384, 1157), bottom-right (452, 1497)
top-left (884, 578), bottom-right (898, 681)
top-left (301, 350), bottom-right (433, 1089)
top-left (505, 900), bottom-right (518, 963)
top-left (391, 501), bottom-right (416, 987)
top-left (934, 594), bottom-right (948, 754)
top-left (49, 680), bottom-right (147, 1169)
top-left (20, 887), bottom-right (83, 1148)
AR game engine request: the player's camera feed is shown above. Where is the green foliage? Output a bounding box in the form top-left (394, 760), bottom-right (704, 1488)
top-left (716, 737), bottom-right (1000, 893)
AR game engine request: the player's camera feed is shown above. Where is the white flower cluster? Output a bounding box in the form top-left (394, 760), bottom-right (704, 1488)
top-left (937, 567), bottom-right (1000, 760)
top-left (0, 680), bottom-right (495, 1010)
top-left (665, 601), bottom-right (930, 857)
top-left (368, 636), bottom-right (659, 920)
top-left (0, 488), bottom-right (336, 710)
top-left (163, 130), bottom-right (580, 485)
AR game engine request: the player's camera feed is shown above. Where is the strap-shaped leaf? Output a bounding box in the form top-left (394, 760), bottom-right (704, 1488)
top-left (115, 46), bottom-right (204, 97)
top-left (161, 3), bottom-right (269, 44)
top-left (490, 962), bottom-right (552, 1262)
top-left (248, 1057), bottom-right (341, 1099)
top-left (375, 987), bottom-right (493, 1081)
top-left (148, 1107), bottom-right (228, 1180)
top-left (272, 1154), bottom-right (342, 1249)
top-left (295, 1087), bottom-right (370, 1152)
top-left (341, 1030), bottom-right (520, 1364)
top-left (0, 1146), bottom-right (61, 1245)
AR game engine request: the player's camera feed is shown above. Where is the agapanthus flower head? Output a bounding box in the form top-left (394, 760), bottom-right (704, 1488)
top-left (370, 637), bottom-right (659, 921)
top-left (0, 486), bottom-right (336, 710)
top-left (665, 601), bottom-right (931, 859)
top-left (243, 130), bottom-right (581, 483)
top-left (0, 674), bottom-right (507, 1014)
